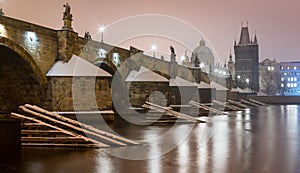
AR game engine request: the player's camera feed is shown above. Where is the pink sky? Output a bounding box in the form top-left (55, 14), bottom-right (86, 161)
top-left (1, 0), bottom-right (299, 63)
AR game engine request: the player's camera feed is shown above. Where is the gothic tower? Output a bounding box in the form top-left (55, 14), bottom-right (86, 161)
top-left (234, 22), bottom-right (259, 92)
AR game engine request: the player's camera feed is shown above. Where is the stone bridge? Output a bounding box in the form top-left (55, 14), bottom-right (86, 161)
top-left (0, 7), bottom-right (208, 114)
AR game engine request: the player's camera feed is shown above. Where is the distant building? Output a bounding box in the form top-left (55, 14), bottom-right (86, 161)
top-left (234, 23), bottom-right (259, 92)
top-left (259, 58), bottom-right (280, 95)
top-left (279, 62), bottom-right (300, 96)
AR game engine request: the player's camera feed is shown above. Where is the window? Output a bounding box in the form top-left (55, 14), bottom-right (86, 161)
top-left (281, 83), bottom-right (284, 87)
top-left (271, 67), bottom-right (274, 70)
top-left (288, 78), bottom-right (290, 81)
top-left (291, 78), bottom-right (294, 82)
top-left (287, 83), bottom-right (291, 87)
top-left (98, 48), bottom-right (107, 58)
top-left (112, 53), bottom-right (120, 66)
top-left (267, 66), bottom-right (271, 71)
top-left (284, 73), bottom-right (287, 76)
top-left (294, 66), bottom-right (297, 70)
top-left (287, 67), bottom-right (290, 70)
top-left (281, 77), bottom-right (284, 81)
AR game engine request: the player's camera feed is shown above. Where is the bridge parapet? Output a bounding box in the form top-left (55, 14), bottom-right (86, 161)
top-left (0, 15), bottom-right (57, 75)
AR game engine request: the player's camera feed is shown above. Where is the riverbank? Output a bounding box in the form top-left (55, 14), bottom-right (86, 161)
top-left (249, 95), bottom-right (300, 104)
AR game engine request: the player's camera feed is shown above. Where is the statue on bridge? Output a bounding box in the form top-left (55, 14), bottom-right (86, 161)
top-left (63, 3), bottom-right (72, 19)
top-left (84, 31), bottom-right (92, 40)
top-left (62, 2), bottom-right (73, 31)
top-left (0, 8), bottom-right (4, 16)
top-left (170, 46), bottom-right (176, 56)
top-left (170, 46), bottom-right (176, 62)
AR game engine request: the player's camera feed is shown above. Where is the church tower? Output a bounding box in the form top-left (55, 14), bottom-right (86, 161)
top-left (234, 22), bottom-right (259, 92)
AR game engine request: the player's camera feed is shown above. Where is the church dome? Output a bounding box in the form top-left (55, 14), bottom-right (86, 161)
top-left (192, 39), bottom-right (214, 57)
top-left (191, 39), bottom-right (215, 73)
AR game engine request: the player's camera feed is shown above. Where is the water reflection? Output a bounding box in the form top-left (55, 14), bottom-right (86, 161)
top-left (3, 105), bottom-right (300, 173)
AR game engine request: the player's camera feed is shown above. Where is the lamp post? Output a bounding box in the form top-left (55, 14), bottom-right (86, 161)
top-left (236, 75), bottom-right (241, 88)
top-left (246, 78), bottom-right (250, 90)
top-left (99, 26), bottom-right (105, 43)
top-left (151, 45), bottom-right (157, 58)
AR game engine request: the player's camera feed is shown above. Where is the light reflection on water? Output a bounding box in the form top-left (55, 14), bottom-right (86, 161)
top-left (2, 105), bottom-right (300, 173)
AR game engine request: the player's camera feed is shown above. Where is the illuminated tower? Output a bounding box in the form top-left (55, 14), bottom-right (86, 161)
top-left (234, 22), bottom-right (259, 92)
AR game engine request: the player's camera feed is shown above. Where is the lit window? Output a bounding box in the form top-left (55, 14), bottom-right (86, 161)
top-left (288, 78), bottom-right (290, 81)
top-left (294, 77), bottom-right (297, 81)
top-left (281, 66), bottom-right (283, 70)
top-left (98, 48), bottom-right (107, 58)
top-left (271, 67), bottom-right (274, 70)
top-left (284, 73), bottom-right (287, 76)
top-left (287, 67), bottom-right (290, 70)
top-left (291, 78), bottom-right (294, 82)
top-left (112, 52), bottom-right (120, 66)
top-left (26, 31), bottom-right (38, 42)
top-left (0, 24), bottom-right (7, 37)
top-left (267, 66), bottom-right (271, 71)
top-left (294, 66), bottom-right (297, 70)
top-left (287, 83), bottom-right (291, 87)
top-left (281, 83), bottom-right (284, 87)
top-left (281, 78), bottom-right (284, 81)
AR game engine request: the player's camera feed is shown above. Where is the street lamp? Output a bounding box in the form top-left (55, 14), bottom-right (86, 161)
top-left (246, 78), bottom-right (250, 89)
top-left (151, 45), bottom-right (157, 58)
top-left (200, 63), bottom-right (204, 68)
top-left (181, 55), bottom-right (185, 61)
top-left (99, 25), bottom-right (105, 43)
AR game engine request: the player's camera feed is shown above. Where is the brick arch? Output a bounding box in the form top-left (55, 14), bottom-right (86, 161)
top-left (0, 37), bottom-right (47, 87)
top-left (0, 37), bottom-right (46, 113)
top-left (93, 58), bottom-right (117, 76)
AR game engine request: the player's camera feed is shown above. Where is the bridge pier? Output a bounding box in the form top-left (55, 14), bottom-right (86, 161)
top-left (0, 119), bottom-right (21, 163)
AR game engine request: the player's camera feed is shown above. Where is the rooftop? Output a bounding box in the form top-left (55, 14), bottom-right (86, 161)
top-left (46, 55), bottom-right (112, 77)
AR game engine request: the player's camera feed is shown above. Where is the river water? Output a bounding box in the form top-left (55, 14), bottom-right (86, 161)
top-left (2, 105), bottom-right (300, 173)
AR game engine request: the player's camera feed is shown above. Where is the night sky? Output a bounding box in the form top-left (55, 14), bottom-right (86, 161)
top-left (1, 0), bottom-right (299, 63)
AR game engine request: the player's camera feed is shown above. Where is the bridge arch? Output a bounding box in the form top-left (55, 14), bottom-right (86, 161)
top-left (0, 37), bottom-right (46, 114)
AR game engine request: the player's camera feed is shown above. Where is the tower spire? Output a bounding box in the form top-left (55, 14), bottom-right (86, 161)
top-left (253, 31), bottom-right (258, 44)
top-left (239, 22), bottom-right (250, 45)
top-left (229, 49), bottom-right (233, 62)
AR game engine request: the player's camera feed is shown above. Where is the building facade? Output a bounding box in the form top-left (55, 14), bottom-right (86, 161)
top-left (234, 23), bottom-right (259, 92)
top-left (279, 62), bottom-right (300, 96)
top-left (259, 58), bottom-right (280, 95)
